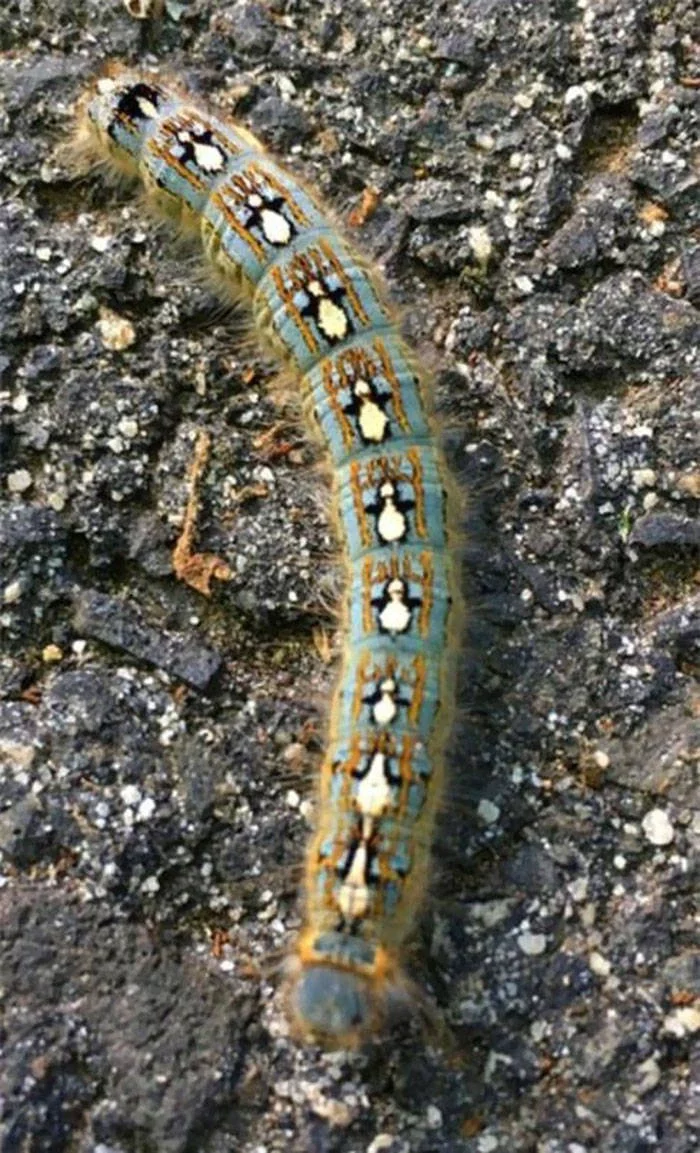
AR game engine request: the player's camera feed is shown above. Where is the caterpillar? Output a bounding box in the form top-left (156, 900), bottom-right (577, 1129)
top-left (75, 65), bottom-right (458, 1049)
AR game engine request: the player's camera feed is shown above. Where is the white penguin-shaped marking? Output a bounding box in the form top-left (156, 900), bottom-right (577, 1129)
top-left (307, 278), bottom-right (348, 340)
top-left (379, 577), bottom-right (412, 635)
top-left (354, 378), bottom-right (389, 443)
top-left (247, 192), bottom-right (293, 245)
top-left (376, 480), bottom-right (408, 544)
top-left (177, 129), bottom-right (225, 173)
top-left (371, 677), bottom-right (398, 726)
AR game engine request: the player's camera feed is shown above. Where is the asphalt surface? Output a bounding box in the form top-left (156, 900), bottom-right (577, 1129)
top-left (0, 1), bottom-right (698, 1150)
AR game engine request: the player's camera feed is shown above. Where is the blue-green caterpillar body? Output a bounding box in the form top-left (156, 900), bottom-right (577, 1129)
top-left (78, 66), bottom-right (457, 1048)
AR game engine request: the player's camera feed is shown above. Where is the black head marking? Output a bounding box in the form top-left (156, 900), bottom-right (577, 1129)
top-left (116, 82), bottom-right (163, 125)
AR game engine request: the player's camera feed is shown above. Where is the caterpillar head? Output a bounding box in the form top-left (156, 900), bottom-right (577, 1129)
top-left (288, 964), bottom-right (386, 1049)
top-left (284, 934), bottom-right (413, 1049)
top-left (74, 67), bottom-right (168, 177)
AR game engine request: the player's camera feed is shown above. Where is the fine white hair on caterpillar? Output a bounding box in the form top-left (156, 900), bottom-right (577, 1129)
top-left (75, 64), bottom-right (460, 1049)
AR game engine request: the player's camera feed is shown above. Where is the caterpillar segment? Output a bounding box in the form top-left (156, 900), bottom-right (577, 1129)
top-left (78, 66), bottom-right (456, 1048)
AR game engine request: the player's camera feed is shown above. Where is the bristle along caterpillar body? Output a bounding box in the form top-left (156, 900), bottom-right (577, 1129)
top-left (77, 66), bottom-right (458, 1048)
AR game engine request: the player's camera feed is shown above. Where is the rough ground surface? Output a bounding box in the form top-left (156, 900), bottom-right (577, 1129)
top-left (1, 1), bottom-right (698, 1150)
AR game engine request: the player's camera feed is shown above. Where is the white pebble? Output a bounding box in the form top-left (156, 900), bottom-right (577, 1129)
top-left (426, 1105), bottom-right (442, 1129)
top-left (117, 417), bottom-right (139, 439)
top-left (642, 808), bottom-right (674, 846)
top-left (514, 274), bottom-right (534, 294)
top-left (90, 234), bottom-right (112, 253)
top-left (477, 798), bottom-right (501, 825)
top-left (3, 580), bottom-right (23, 604)
top-left (636, 1056), bottom-right (661, 1094)
top-left (632, 468), bottom-right (657, 489)
top-left (137, 797), bottom-right (156, 821)
top-left (97, 306), bottom-right (136, 351)
top-left (7, 469), bottom-right (32, 494)
top-left (467, 225), bottom-right (493, 264)
top-left (663, 1006), bottom-right (700, 1037)
top-left (517, 931), bottom-right (547, 956)
top-left (564, 84), bottom-right (588, 104)
top-left (476, 132), bottom-right (495, 151)
top-left (589, 950), bottom-right (612, 977)
top-left (568, 876), bottom-right (588, 902)
top-left (367, 1137), bottom-right (397, 1153)
top-left (121, 784), bottom-right (141, 806)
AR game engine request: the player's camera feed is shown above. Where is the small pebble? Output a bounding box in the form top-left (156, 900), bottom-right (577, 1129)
top-left (589, 951), bottom-right (612, 977)
top-left (477, 798), bottom-right (501, 825)
top-left (677, 472), bottom-right (700, 499)
top-left (513, 91), bottom-right (534, 109)
top-left (642, 808), bottom-right (674, 846)
top-left (42, 644), bottom-right (63, 663)
top-left (7, 469), bottom-right (32, 494)
top-left (137, 797), bottom-right (156, 821)
top-left (636, 1056), bottom-right (661, 1094)
top-left (517, 931), bottom-right (547, 956)
top-left (117, 417), bottom-right (139, 439)
top-left (514, 274), bottom-right (534, 294)
top-left (568, 876), bottom-right (588, 902)
top-left (3, 580), bottom-right (23, 604)
top-left (632, 468), bottom-right (657, 489)
top-left (90, 234), bottom-right (112, 252)
top-left (426, 1105), bottom-right (442, 1129)
top-left (467, 225), bottom-right (493, 264)
top-left (663, 1006), bottom-right (700, 1037)
top-left (367, 1137), bottom-right (398, 1153)
top-left (97, 306), bottom-right (136, 351)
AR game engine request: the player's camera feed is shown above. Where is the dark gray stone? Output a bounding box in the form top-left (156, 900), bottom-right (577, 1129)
top-left (629, 512), bottom-right (700, 549)
top-left (73, 590), bottom-right (222, 689)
